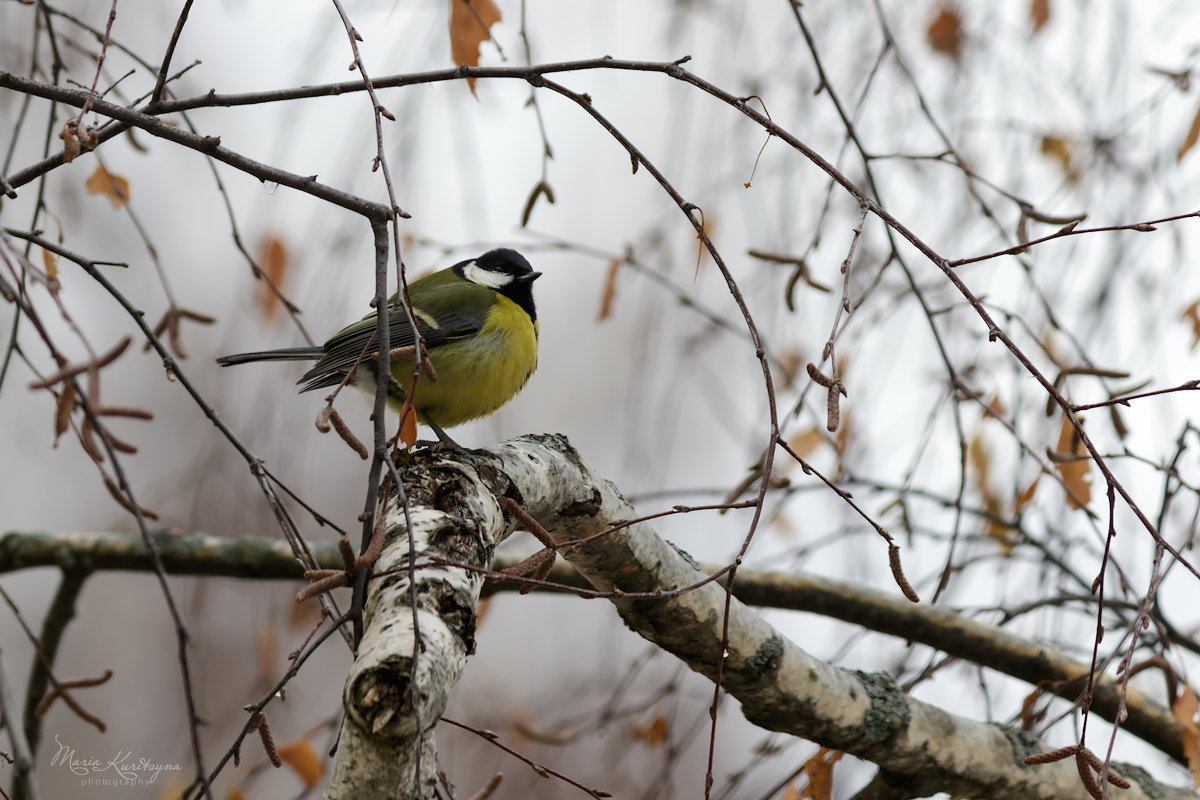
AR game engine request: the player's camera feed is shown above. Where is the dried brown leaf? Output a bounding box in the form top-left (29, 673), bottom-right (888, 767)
top-left (59, 123), bottom-right (82, 163)
top-left (970, 434), bottom-right (1014, 549)
top-left (42, 247), bottom-right (60, 294)
top-left (1040, 135), bottom-right (1079, 183)
top-left (787, 427), bottom-right (825, 460)
top-left (632, 715), bottom-right (669, 747)
top-left (1019, 685), bottom-right (1045, 729)
top-left (1053, 414), bottom-right (1091, 510)
top-left (800, 748), bottom-right (844, 800)
top-left (983, 394), bottom-right (1007, 420)
top-left (54, 383), bottom-right (76, 446)
top-left (1030, 0), bottom-right (1050, 32)
top-left (1014, 476), bottom-right (1039, 514)
top-left (778, 779), bottom-right (804, 800)
top-left (449, 0), bottom-right (502, 95)
top-left (1181, 298), bottom-right (1200, 349)
top-left (1179, 102), bottom-right (1200, 162)
top-left (1174, 684), bottom-right (1200, 789)
top-left (277, 737), bottom-right (324, 787)
top-left (399, 399), bottom-right (418, 449)
top-left (257, 234), bottom-right (290, 322)
top-left (84, 164), bottom-right (131, 209)
top-left (597, 258), bottom-right (621, 321)
top-left (927, 4), bottom-right (964, 61)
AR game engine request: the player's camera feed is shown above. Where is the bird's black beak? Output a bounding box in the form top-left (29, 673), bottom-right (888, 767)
top-left (515, 271), bottom-right (542, 284)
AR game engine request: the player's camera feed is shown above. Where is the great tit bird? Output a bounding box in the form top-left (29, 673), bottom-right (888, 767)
top-left (217, 248), bottom-right (540, 442)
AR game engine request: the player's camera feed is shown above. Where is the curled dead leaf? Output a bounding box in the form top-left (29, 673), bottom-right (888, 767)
top-left (927, 4), bottom-right (964, 61)
top-left (800, 747), bottom-right (844, 800)
top-left (256, 234), bottom-right (290, 323)
top-left (632, 715), bottom-right (669, 747)
top-left (970, 434), bottom-right (1016, 552)
top-left (786, 427), bottom-right (825, 460)
top-left (449, 0), bottom-right (502, 95)
top-left (53, 383), bottom-right (76, 446)
top-left (1180, 298), bottom-right (1200, 349)
top-left (1052, 414), bottom-right (1091, 510)
top-left (1039, 135), bottom-right (1079, 183)
top-left (1014, 476), bottom-right (1039, 514)
top-left (399, 399), bottom-right (418, 449)
top-left (1030, 0), bottom-right (1050, 33)
top-left (1172, 683), bottom-right (1200, 788)
top-left (41, 247), bottom-right (60, 294)
top-left (277, 737), bottom-right (324, 787)
top-left (597, 258), bottom-right (620, 321)
top-left (1179, 102), bottom-right (1200, 162)
top-left (84, 164), bottom-right (131, 209)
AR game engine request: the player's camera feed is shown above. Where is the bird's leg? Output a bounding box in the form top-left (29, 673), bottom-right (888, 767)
top-left (416, 411), bottom-right (470, 454)
top-left (419, 411), bottom-right (454, 444)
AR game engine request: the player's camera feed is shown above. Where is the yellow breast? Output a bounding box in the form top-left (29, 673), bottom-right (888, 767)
top-left (386, 296), bottom-right (539, 428)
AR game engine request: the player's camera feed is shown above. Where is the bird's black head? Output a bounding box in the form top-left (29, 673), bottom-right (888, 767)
top-left (456, 248), bottom-right (540, 321)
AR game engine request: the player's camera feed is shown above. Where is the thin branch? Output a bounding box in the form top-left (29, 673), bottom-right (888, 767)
top-left (0, 72), bottom-right (392, 221)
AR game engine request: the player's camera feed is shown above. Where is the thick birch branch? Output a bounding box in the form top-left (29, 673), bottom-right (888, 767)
top-left (323, 453), bottom-right (510, 799)
top-left (0, 530), bottom-right (1183, 764)
top-left (324, 433), bottom-right (1190, 800)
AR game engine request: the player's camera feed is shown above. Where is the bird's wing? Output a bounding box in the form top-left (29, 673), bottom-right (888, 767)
top-left (298, 282), bottom-right (490, 391)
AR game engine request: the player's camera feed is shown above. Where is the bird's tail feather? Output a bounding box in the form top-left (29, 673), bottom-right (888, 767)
top-left (216, 347), bottom-right (324, 367)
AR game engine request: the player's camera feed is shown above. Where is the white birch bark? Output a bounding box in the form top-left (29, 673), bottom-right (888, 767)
top-left (324, 433), bottom-right (1190, 800)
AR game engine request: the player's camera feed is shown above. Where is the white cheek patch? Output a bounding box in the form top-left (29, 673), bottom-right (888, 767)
top-left (462, 261), bottom-right (514, 289)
